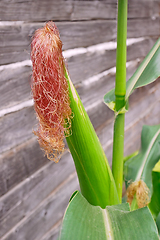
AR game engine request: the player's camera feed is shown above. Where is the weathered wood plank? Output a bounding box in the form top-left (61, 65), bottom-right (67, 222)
top-left (0, 64), bottom-right (32, 110)
top-left (0, 107), bottom-right (36, 154)
top-left (0, 19), bottom-right (159, 65)
top-left (0, 151), bottom-right (77, 238)
top-left (0, 38), bottom-right (157, 112)
top-left (0, 20), bottom-right (116, 65)
top-left (74, 0), bottom-right (160, 20)
top-left (0, 137), bottom-right (48, 197)
top-left (128, 0), bottom-right (159, 19)
top-left (0, 0), bottom-right (158, 22)
top-left (40, 220), bottom-right (61, 240)
top-left (79, 59), bottom-right (142, 129)
top-left (1, 173), bottom-right (79, 240)
top-left (0, 0), bottom-right (116, 22)
top-left (70, 37), bottom-right (156, 84)
top-left (79, 57), bottom-right (140, 109)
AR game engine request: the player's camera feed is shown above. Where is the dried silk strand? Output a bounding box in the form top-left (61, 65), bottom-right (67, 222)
top-left (127, 180), bottom-right (150, 208)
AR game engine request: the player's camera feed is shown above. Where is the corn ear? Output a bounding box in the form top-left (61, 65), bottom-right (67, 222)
top-left (65, 71), bottom-right (119, 208)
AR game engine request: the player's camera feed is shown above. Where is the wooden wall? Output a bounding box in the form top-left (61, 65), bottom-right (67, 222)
top-left (0, 0), bottom-right (159, 239)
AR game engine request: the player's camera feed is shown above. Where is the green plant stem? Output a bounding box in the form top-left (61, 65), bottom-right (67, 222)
top-left (112, 0), bottom-right (128, 202)
top-left (115, 0), bottom-right (128, 107)
top-left (112, 114), bottom-right (125, 202)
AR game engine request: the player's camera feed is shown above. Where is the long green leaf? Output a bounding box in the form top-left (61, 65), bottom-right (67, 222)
top-left (156, 213), bottom-right (160, 236)
top-left (124, 125), bottom-right (160, 193)
top-left (65, 73), bottom-right (119, 208)
top-left (104, 38), bottom-right (160, 112)
top-left (123, 150), bottom-right (139, 164)
top-left (59, 191), bottom-right (159, 240)
top-left (149, 160), bottom-right (160, 219)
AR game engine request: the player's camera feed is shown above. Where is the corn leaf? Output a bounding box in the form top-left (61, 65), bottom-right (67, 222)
top-left (156, 213), bottom-right (160, 236)
top-left (59, 191), bottom-right (159, 240)
top-left (149, 160), bottom-right (160, 219)
top-left (124, 125), bottom-right (160, 194)
top-left (123, 150), bottom-right (139, 164)
top-left (104, 38), bottom-right (160, 112)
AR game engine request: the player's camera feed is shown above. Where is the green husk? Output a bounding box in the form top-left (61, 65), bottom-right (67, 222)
top-left (65, 71), bottom-right (119, 208)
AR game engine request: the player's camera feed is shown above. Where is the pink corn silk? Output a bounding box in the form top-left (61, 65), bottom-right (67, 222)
top-left (31, 22), bottom-right (72, 161)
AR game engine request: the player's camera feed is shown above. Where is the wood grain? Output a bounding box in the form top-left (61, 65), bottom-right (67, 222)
top-left (0, 0), bottom-right (158, 22)
top-left (1, 173), bottom-right (78, 240)
top-left (40, 220), bottom-right (61, 240)
top-left (0, 107), bottom-right (36, 154)
top-left (0, 65), bottom-right (32, 110)
top-left (0, 138), bottom-right (48, 197)
top-left (0, 38), bottom-right (157, 112)
top-left (0, 0), bottom-right (116, 22)
top-left (0, 18), bottom-right (159, 65)
top-left (0, 152), bottom-right (76, 238)
top-left (68, 38), bottom-right (157, 84)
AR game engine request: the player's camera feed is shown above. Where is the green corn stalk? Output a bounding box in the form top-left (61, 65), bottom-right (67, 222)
top-left (112, 0), bottom-right (128, 202)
